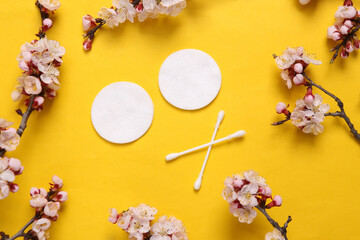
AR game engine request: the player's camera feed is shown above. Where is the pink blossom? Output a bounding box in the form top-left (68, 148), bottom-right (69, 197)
top-left (0, 180), bottom-right (10, 200)
top-left (9, 183), bottom-right (19, 193)
top-left (276, 102), bottom-right (287, 114)
top-left (54, 191), bottom-right (68, 202)
top-left (0, 128), bottom-right (20, 151)
top-left (33, 96), bottom-right (45, 111)
top-left (32, 218), bottom-right (51, 233)
top-left (44, 201), bottom-right (60, 217)
top-left (52, 175), bottom-right (63, 189)
top-left (24, 76), bottom-right (42, 95)
top-left (0, 169), bottom-right (15, 182)
top-left (19, 60), bottom-right (29, 72)
top-left (274, 195), bottom-right (282, 206)
top-left (8, 158), bottom-right (22, 172)
top-left (108, 208), bottom-right (119, 224)
top-left (30, 188), bottom-right (48, 208)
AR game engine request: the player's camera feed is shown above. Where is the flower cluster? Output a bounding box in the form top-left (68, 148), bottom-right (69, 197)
top-left (275, 47), bottom-right (321, 89)
top-left (109, 203), bottom-right (189, 240)
top-left (276, 90), bottom-right (330, 135)
top-left (0, 157), bottom-right (23, 200)
top-left (222, 170), bottom-right (282, 224)
top-left (14, 36), bottom-right (65, 111)
top-left (28, 176), bottom-right (68, 240)
top-left (82, 0), bottom-right (187, 50)
top-left (328, 0), bottom-right (360, 62)
top-left (273, 47), bottom-right (360, 140)
top-left (0, 119), bottom-right (20, 152)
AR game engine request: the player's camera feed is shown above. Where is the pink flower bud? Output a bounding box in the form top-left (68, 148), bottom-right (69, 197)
top-left (304, 87), bottom-right (315, 105)
top-left (341, 48), bottom-right (349, 58)
top-left (273, 195), bottom-right (282, 206)
top-left (42, 18), bottom-right (53, 31)
top-left (340, 25), bottom-right (350, 35)
top-left (344, 0), bottom-right (353, 6)
top-left (135, 2), bottom-right (144, 13)
top-left (82, 15), bottom-right (96, 31)
top-left (9, 183), bottom-right (19, 193)
top-left (293, 74), bottom-right (305, 85)
top-left (294, 63), bottom-right (303, 74)
top-left (327, 26), bottom-right (338, 39)
top-left (83, 38), bottom-right (93, 51)
top-left (266, 195), bottom-right (282, 208)
top-left (264, 187), bottom-right (272, 197)
top-left (52, 175), bottom-right (63, 189)
top-left (332, 32), bottom-right (342, 41)
top-left (346, 41), bottom-right (354, 53)
top-left (234, 179), bottom-right (244, 188)
top-left (8, 158), bottom-right (21, 172)
top-left (46, 89), bottom-right (56, 99)
top-left (108, 208), bottom-right (119, 224)
top-left (344, 20), bottom-right (354, 28)
top-left (19, 60), bottom-right (29, 72)
top-left (354, 39), bottom-right (360, 49)
top-left (33, 96), bottom-right (45, 112)
top-left (304, 94), bottom-right (315, 105)
top-left (54, 191), bottom-right (68, 202)
top-left (17, 166), bottom-right (24, 175)
top-left (275, 102), bottom-right (287, 114)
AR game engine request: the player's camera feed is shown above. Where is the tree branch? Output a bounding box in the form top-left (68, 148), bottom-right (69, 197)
top-left (303, 73), bottom-right (360, 140)
top-left (83, 18), bottom-right (106, 40)
top-left (0, 95), bottom-right (36, 158)
top-left (5, 216), bottom-right (37, 240)
top-left (256, 205), bottom-right (291, 240)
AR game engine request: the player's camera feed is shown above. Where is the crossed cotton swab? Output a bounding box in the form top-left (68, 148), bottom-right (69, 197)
top-left (194, 110), bottom-right (224, 191)
top-left (166, 128), bottom-right (246, 161)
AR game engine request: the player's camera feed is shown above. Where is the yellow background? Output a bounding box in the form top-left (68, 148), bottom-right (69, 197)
top-left (1, 0), bottom-right (360, 239)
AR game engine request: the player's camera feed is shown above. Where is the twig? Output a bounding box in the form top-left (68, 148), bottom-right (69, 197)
top-left (5, 216), bottom-right (37, 240)
top-left (0, 95), bottom-right (36, 158)
top-left (330, 22), bottom-right (360, 63)
top-left (303, 73), bottom-right (360, 140)
top-left (256, 205), bottom-right (292, 240)
top-left (35, 1), bottom-right (49, 39)
top-left (272, 118), bottom-right (290, 126)
top-left (83, 18), bottom-right (106, 40)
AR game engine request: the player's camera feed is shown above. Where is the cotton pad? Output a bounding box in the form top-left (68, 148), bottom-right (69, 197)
top-left (159, 49), bottom-right (222, 110)
top-left (91, 82), bottom-right (154, 144)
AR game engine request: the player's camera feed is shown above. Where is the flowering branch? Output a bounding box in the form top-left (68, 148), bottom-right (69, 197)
top-left (82, 0), bottom-right (187, 50)
top-left (0, 0), bottom-right (64, 200)
top-left (109, 204), bottom-right (189, 240)
top-left (273, 47), bottom-right (360, 141)
top-left (256, 205), bottom-right (292, 240)
top-left (223, 170), bottom-right (290, 240)
top-left (303, 73), bottom-right (360, 140)
top-left (328, 0), bottom-right (360, 63)
top-left (1, 176), bottom-right (68, 240)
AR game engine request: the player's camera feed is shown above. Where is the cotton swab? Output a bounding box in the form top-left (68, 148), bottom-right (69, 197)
top-left (194, 111), bottom-right (224, 191)
top-left (166, 130), bottom-right (246, 162)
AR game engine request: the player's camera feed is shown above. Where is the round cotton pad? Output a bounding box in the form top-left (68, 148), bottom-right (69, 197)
top-left (91, 82), bottom-right (154, 144)
top-left (159, 49), bottom-right (222, 110)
